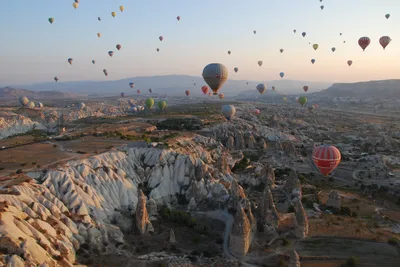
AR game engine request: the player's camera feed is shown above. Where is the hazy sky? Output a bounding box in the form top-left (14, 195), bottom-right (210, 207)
top-left (1, 0), bottom-right (400, 85)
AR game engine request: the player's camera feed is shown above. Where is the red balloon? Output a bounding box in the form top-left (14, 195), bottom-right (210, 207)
top-left (185, 90), bottom-right (190, 96)
top-left (159, 36), bottom-right (164, 41)
top-left (137, 89), bottom-right (140, 94)
top-left (379, 36), bottom-right (391, 50)
top-left (312, 145), bottom-right (341, 176)
top-left (201, 85), bottom-right (209, 95)
top-left (358, 37), bottom-right (371, 51)
top-left (303, 85), bottom-right (309, 92)
top-left (177, 16), bottom-right (180, 21)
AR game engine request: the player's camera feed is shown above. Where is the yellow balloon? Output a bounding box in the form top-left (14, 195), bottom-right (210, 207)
top-left (313, 44), bottom-right (319, 51)
top-left (119, 6), bottom-right (124, 12)
top-left (111, 12), bottom-right (116, 17)
top-left (73, 3), bottom-right (78, 9)
top-left (97, 33), bottom-right (101, 38)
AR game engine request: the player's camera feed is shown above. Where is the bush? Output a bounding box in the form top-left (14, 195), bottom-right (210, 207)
top-left (342, 256), bottom-right (360, 267)
top-left (388, 237), bottom-right (399, 246)
top-left (281, 238), bottom-right (291, 246)
top-left (287, 205), bottom-right (295, 213)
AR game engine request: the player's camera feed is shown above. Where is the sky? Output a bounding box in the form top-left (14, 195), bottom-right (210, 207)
top-left (1, 0), bottom-right (400, 85)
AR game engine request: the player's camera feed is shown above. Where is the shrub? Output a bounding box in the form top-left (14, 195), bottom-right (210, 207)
top-left (388, 237), bottom-right (399, 246)
top-left (281, 238), bottom-right (291, 246)
top-left (342, 256), bottom-right (360, 267)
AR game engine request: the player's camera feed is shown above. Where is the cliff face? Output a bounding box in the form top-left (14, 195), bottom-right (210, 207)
top-left (0, 135), bottom-right (239, 266)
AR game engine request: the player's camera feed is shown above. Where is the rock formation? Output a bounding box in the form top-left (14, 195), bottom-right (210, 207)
top-left (289, 249), bottom-right (301, 267)
top-left (229, 203), bottom-right (251, 257)
top-left (326, 190), bottom-right (341, 209)
top-left (293, 199), bottom-right (308, 239)
top-left (146, 197), bottom-right (158, 220)
top-left (168, 228), bottom-right (176, 243)
top-left (258, 188), bottom-right (279, 229)
top-left (135, 189), bottom-right (154, 235)
top-left (187, 197), bottom-right (197, 211)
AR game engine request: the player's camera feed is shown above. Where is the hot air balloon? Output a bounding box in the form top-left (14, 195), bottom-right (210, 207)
top-left (111, 12), bottom-right (116, 18)
top-left (279, 72), bottom-right (285, 78)
top-left (253, 30), bottom-right (256, 34)
top-left (92, 60), bottom-right (96, 64)
top-left (19, 96), bottom-right (29, 107)
top-left (228, 51), bottom-right (231, 55)
top-left (221, 105), bottom-right (236, 121)
top-left (347, 60), bottom-right (353, 66)
top-left (54, 76), bottom-right (59, 82)
top-left (201, 86), bottom-right (209, 95)
top-left (298, 96), bottom-right (307, 107)
top-left (156, 48), bottom-right (160, 52)
top-left (145, 98), bottom-right (155, 109)
top-left (159, 36), bottom-right (163, 41)
top-left (280, 49), bottom-right (284, 53)
top-left (320, 5), bottom-right (324, 10)
top-left (103, 69), bottom-right (108, 76)
top-left (129, 82), bottom-right (134, 88)
top-left (208, 92), bottom-right (212, 97)
top-left (158, 100), bottom-right (167, 110)
top-left (177, 16), bottom-right (181, 21)
top-left (308, 106), bottom-right (314, 112)
top-left (254, 109), bottom-right (260, 115)
top-left (331, 47), bottom-right (336, 52)
top-left (312, 145), bottom-right (341, 176)
top-left (98, 17), bottom-right (101, 21)
top-left (149, 88), bottom-right (153, 93)
top-left (379, 36), bottom-right (391, 49)
top-left (272, 86), bottom-right (275, 91)
top-left (108, 51), bottom-right (114, 57)
top-left (137, 89), bottom-right (141, 94)
top-left (97, 33), bottom-right (101, 38)
top-left (73, 3), bottom-right (78, 9)
top-left (68, 58), bottom-right (73, 65)
top-left (121, 93), bottom-right (125, 98)
top-left (234, 67), bottom-right (239, 73)
top-left (74, 0), bottom-right (80, 3)
top-left (303, 86), bottom-right (309, 92)
top-left (119, 6), bottom-right (124, 12)
top-left (185, 90), bottom-right (190, 96)
top-left (313, 44), bottom-right (319, 51)
top-left (48, 18), bottom-right (54, 24)
top-left (311, 59), bottom-right (316, 64)
top-left (202, 63), bottom-right (228, 95)
top-left (116, 44), bottom-right (122, 50)
top-left (283, 97), bottom-right (288, 102)
top-left (312, 104), bottom-right (319, 109)
top-left (293, 29), bottom-right (296, 33)
top-left (296, 97), bottom-right (299, 103)
top-left (358, 37), bottom-right (371, 51)
top-left (218, 93), bottom-right (225, 100)
top-left (258, 61), bottom-right (263, 67)
top-left (340, 33), bottom-right (343, 36)
top-left (385, 14), bottom-right (390, 19)
top-left (256, 83), bottom-right (266, 94)
top-left (302, 32), bottom-right (306, 37)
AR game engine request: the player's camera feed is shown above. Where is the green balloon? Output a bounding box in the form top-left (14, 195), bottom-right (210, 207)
top-left (145, 98), bottom-right (155, 109)
top-left (157, 100), bottom-right (167, 110)
top-left (48, 18), bottom-right (55, 24)
top-left (298, 96), bottom-right (308, 107)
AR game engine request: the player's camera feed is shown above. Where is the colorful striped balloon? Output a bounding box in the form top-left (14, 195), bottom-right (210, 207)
top-left (312, 145), bottom-right (341, 176)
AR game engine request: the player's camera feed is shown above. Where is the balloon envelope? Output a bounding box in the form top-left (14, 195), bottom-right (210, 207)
top-left (221, 105), bottom-right (236, 121)
top-left (379, 36), bottom-right (391, 49)
top-left (256, 83), bottom-right (266, 94)
top-left (201, 86), bottom-right (209, 95)
top-left (157, 101), bottom-right (167, 110)
top-left (358, 37), bottom-right (371, 51)
top-left (202, 63), bottom-right (228, 95)
top-left (48, 18), bottom-right (54, 24)
top-left (298, 96), bottom-right (308, 106)
top-left (145, 98), bottom-right (155, 109)
top-left (312, 145), bottom-right (341, 176)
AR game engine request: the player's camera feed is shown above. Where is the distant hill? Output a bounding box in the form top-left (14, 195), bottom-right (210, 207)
top-left (19, 75), bottom-right (332, 97)
top-left (316, 79), bottom-right (400, 98)
top-left (0, 87), bottom-right (76, 100)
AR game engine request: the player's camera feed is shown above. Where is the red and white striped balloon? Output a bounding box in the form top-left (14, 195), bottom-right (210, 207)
top-left (312, 145), bottom-right (341, 176)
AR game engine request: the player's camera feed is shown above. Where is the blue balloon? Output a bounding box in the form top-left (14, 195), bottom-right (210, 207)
top-left (279, 72), bottom-right (285, 78)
